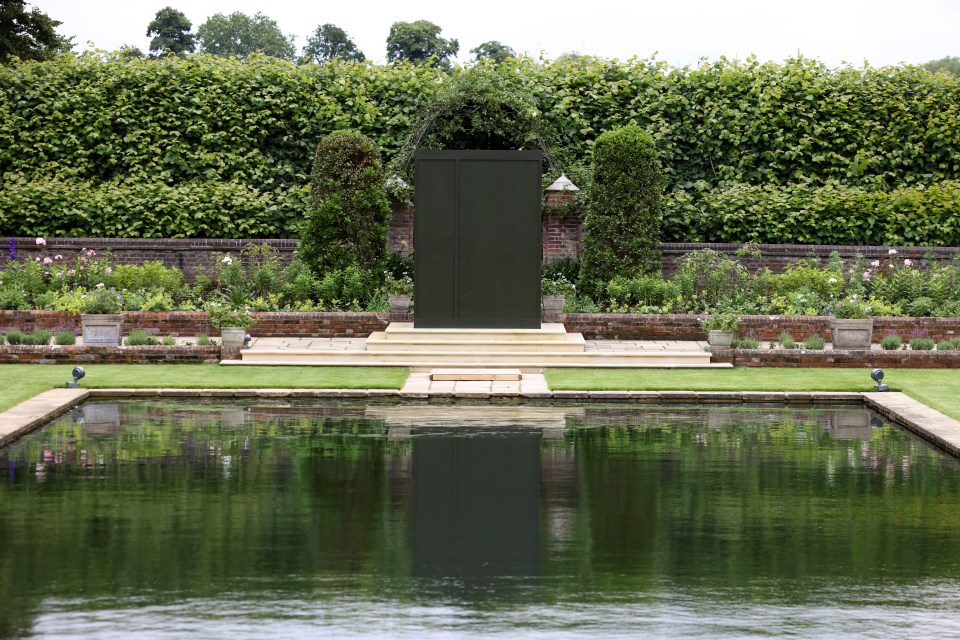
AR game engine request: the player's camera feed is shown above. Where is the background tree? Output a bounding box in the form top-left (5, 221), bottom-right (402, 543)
top-left (924, 56), bottom-right (960, 75)
top-left (117, 45), bottom-right (144, 59)
top-left (470, 41), bottom-right (515, 64)
top-left (197, 11), bottom-right (294, 60)
top-left (0, 0), bottom-right (72, 63)
top-left (386, 20), bottom-right (458, 70)
top-left (146, 6), bottom-right (195, 57)
top-left (300, 131), bottom-right (391, 278)
top-left (580, 126), bottom-right (666, 294)
top-left (302, 23), bottom-right (364, 63)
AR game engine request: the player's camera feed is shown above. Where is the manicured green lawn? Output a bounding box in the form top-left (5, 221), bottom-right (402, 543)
top-left (0, 365), bottom-right (410, 413)
top-left (545, 368), bottom-right (960, 421)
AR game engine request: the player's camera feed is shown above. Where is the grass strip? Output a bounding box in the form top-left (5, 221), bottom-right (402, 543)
top-left (545, 368), bottom-right (960, 421)
top-left (0, 365), bottom-right (409, 413)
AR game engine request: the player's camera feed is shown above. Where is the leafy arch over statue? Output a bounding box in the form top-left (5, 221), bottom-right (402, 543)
top-left (386, 61), bottom-right (559, 195)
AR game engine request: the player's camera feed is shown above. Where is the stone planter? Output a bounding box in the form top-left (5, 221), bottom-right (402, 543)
top-left (542, 295), bottom-right (565, 322)
top-left (707, 330), bottom-right (733, 348)
top-left (388, 294), bottom-right (411, 314)
top-left (220, 326), bottom-right (246, 349)
top-left (830, 318), bottom-right (874, 350)
top-left (80, 313), bottom-right (123, 346)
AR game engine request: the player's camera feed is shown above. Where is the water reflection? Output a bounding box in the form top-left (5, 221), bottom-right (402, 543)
top-left (1, 400), bottom-right (960, 638)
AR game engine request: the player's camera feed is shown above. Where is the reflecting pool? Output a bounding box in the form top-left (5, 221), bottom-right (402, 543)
top-left (2, 400), bottom-right (960, 638)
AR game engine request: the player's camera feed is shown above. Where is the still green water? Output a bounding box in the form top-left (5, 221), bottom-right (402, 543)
top-left (2, 400), bottom-right (960, 639)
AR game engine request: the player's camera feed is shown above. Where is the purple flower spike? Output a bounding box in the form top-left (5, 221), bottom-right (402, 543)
top-left (8, 237), bottom-right (15, 261)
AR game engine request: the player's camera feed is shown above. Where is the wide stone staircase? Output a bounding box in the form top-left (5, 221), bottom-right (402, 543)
top-left (223, 322), bottom-right (731, 369)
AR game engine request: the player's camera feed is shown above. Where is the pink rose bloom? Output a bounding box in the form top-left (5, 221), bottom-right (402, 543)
top-left (55, 254), bottom-right (62, 260)
top-left (870, 260), bottom-right (880, 267)
top-left (88, 250), bottom-right (96, 256)
top-left (67, 269), bottom-right (75, 276)
top-left (35, 237), bottom-right (46, 245)
top-left (80, 257), bottom-right (88, 263)
top-left (888, 249), bottom-right (897, 255)
top-left (904, 259), bottom-right (913, 267)
top-left (42, 257), bottom-right (52, 264)
top-left (105, 267), bottom-right (112, 274)
top-left (862, 270), bottom-right (872, 280)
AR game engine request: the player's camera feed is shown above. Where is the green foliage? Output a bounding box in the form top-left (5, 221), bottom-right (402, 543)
top-left (580, 126), bottom-right (665, 293)
top-left (205, 298), bottom-right (254, 329)
top-left (197, 12), bottom-right (295, 60)
top-left (0, 0), bottom-right (72, 63)
top-left (54, 330), bottom-right (76, 345)
top-left (125, 329), bottom-right (152, 346)
top-left (803, 335), bottom-right (826, 350)
top-left (470, 41), bottom-right (515, 63)
top-left (937, 338), bottom-right (960, 351)
top-left (302, 131), bottom-right (390, 277)
top-left (197, 333), bottom-right (213, 346)
top-left (313, 265), bottom-right (376, 310)
top-left (734, 336), bottom-right (761, 349)
top-left (0, 334), bottom-right (5, 345)
top-left (81, 286), bottom-right (123, 313)
top-left (541, 275), bottom-right (576, 298)
top-left (5, 330), bottom-right (23, 345)
top-left (146, 6), bottom-right (195, 57)
top-left (924, 56), bottom-right (960, 75)
top-left (386, 20), bottom-right (458, 70)
top-left (6, 55), bottom-right (960, 243)
top-left (31, 329), bottom-right (51, 345)
top-left (303, 24), bottom-right (364, 63)
top-left (161, 335), bottom-right (177, 345)
top-left (777, 333), bottom-right (797, 349)
top-left (881, 334), bottom-right (903, 350)
top-left (910, 337), bottom-right (935, 350)
top-left (662, 182), bottom-right (960, 246)
top-left (606, 274), bottom-right (679, 311)
top-left (701, 311), bottom-right (742, 333)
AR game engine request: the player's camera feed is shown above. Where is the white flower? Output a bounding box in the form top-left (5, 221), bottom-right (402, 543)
top-left (827, 277), bottom-right (837, 284)
top-left (222, 256), bottom-right (233, 265)
top-left (35, 237), bottom-right (46, 245)
top-left (888, 248), bottom-right (897, 255)
top-left (870, 260), bottom-right (880, 267)
top-left (904, 259), bottom-right (913, 267)
top-left (95, 283), bottom-right (104, 288)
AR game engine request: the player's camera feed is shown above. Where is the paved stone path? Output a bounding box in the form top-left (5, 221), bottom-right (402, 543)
top-left (399, 372), bottom-right (551, 398)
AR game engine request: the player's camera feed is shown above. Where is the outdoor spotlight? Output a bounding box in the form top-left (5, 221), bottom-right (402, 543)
top-left (243, 333), bottom-right (252, 349)
top-left (870, 368), bottom-right (888, 392)
top-left (67, 366), bottom-right (86, 388)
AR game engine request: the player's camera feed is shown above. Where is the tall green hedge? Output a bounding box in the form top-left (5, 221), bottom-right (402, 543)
top-left (581, 126), bottom-right (665, 292)
top-left (300, 131), bottom-right (390, 275)
top-left (3, 53), bottom-right (960, 242)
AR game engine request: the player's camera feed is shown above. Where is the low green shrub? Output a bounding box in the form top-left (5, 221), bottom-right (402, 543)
top-left (937, 339), bottom-right (960, 351)
top-left (910, 337), bottom-right (935, 350)
top-left (55, 331), bottom-right (77, 345)
top-left (32, 329), bottom-right (52, 345)
top-left (778, 333), bottom-right (796, 349)
top-left (6, 330), bottom-right (24, 345)
top-left (197, 333), bottom-right (213, 346)
top-left (125, 329), bottom-right (152, 346)
top-left (0, 333), bottom-right (5, 345)
top-left (880, 335), bottom-right (903, 350)
top-left (735, 336), bottom-right (761, 349)
top-left (161, 335), bottom-right (177, 346)
top-left (803, 335), bottom-right (825, 350)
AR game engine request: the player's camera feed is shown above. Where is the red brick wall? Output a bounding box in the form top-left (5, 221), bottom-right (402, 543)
top-left (9, 231), bottom-right (958, 279)
top-left (712, 349), bottom-right (960, 368)
top-left (0, 345), bottom-right (220, 364)
top-left (563, 313), bottom-right (960, 342)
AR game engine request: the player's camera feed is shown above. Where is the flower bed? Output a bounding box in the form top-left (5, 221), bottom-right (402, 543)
top-left (0, 344), bottom-right (221, 365)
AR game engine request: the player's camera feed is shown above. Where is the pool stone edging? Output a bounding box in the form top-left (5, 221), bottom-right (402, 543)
top-left (1, 388), bottom-right (958, 459)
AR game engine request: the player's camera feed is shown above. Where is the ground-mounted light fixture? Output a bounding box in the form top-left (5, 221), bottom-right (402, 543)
top-left (870, 368), bottom-right (888, 392)
top-left (243, 333), bottom-right (252, 349)
top-left (67, 366), bottom-right (86, 388)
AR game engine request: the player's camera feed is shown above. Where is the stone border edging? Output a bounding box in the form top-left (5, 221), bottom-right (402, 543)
top-left (3, 388), bottom-right (959, 461)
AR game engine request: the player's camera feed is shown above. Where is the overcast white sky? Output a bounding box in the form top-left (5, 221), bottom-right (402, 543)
top-left (30, 0), bottom-right (960, 68)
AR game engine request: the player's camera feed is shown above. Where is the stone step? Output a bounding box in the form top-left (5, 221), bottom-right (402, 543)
top-left (382, 321), bottom-right (572, 342)
top-left (229, 349), bottom-right (728, 368)
top-left (429, 368), bottom-right (523, 381)
top-left (366, 332), bottom-right (585, 353)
